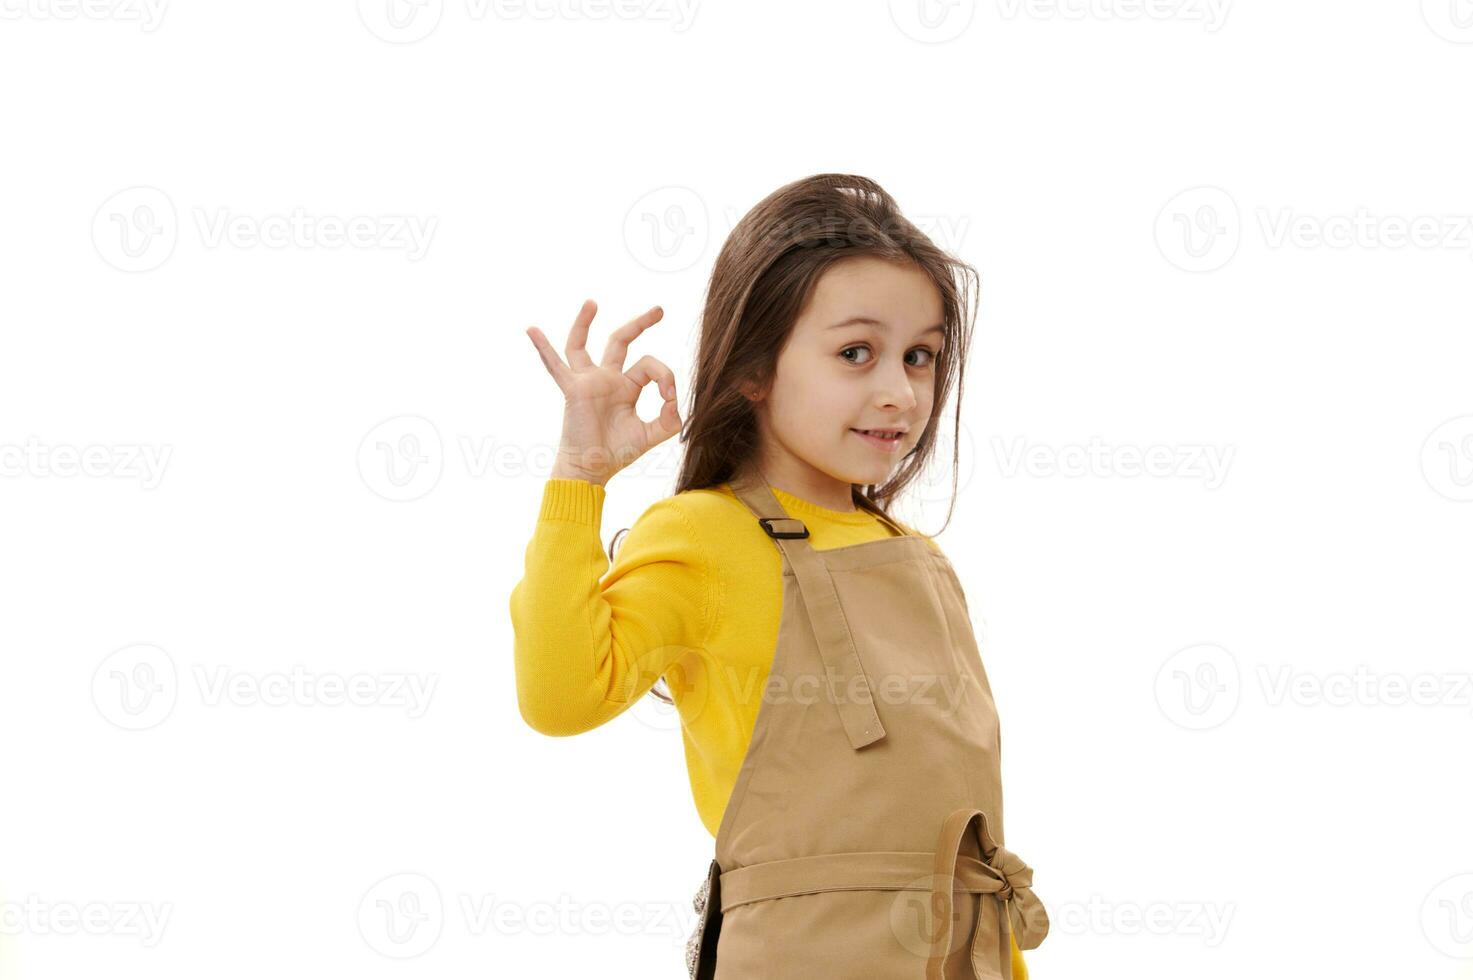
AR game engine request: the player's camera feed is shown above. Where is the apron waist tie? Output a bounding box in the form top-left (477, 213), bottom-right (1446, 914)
top-left (714, 811), bottom-right (1047, 980)
top-left (925, 808), bottom-right (1049, 980)
top-left (718, 850), bottom-right (1007, 912)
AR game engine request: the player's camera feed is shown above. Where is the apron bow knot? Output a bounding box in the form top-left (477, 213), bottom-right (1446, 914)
top-left (925, 808), bottom-right (1049, 980)
top-left (986, 842), bottom-right (1048, 952)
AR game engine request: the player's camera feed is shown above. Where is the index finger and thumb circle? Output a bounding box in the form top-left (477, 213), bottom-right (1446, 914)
top-left (625, 354), bottom-right (682, 446)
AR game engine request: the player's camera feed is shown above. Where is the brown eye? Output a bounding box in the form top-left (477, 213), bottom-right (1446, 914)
top-left (840, 345), bottom-right (873, 365)
top-left (908, 347), bottom-right (939, 368)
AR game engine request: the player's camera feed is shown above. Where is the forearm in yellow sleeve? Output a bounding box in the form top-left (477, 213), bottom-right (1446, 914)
top-left (509, 478), bottom-right (710, 736)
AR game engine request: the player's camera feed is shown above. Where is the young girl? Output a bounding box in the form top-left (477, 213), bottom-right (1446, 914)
top-left (511, 174), bottom-right (1048, 980)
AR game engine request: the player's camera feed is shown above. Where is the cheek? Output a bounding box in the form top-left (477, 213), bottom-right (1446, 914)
top-left (916, 374), bottom-right (937, 410)
top-left (766, 370), bottom-right (859, 447)
top-left (773, 376), bottom-right (839, 432)
top-left (772, 355), bottom-right (844, 411)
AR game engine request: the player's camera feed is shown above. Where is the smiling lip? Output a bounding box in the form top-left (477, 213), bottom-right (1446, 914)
top-left (851, 428), bottom-right (906, 452)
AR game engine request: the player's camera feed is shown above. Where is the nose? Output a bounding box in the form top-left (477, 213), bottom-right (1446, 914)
top-left (872, 357), bottom-right (918, 413)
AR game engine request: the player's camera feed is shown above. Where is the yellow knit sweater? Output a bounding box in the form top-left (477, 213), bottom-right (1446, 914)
top-left (510, 477), bottom-right (1028, 978)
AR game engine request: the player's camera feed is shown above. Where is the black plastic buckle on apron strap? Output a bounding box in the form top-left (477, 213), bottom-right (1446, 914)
top-left (758, 516), bottom-right (809, 539)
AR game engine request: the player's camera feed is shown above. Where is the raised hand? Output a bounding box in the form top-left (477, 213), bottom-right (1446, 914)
top-left (526, 299), bottom-right (682, 487)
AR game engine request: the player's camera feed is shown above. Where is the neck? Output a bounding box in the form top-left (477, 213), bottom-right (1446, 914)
top-left (735, 459), bottom-right (857, 513)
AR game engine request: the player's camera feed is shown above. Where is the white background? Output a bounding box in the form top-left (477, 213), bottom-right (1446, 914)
top-left (2, 0), bottom-right (1471, 977)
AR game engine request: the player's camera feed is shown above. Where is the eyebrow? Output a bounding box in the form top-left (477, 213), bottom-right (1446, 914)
top-left (827, 316), bottom-right (945, 336)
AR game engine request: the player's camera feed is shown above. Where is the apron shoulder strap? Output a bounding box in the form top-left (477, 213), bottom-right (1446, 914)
top-left (726, 474), bottom-right (809, 542)
top-left (724, 473), bottom-right (888, 751)
top-left (729, 474), bottom-right (909, 540)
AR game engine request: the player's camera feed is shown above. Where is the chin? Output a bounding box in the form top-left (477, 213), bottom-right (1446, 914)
top-left (844, 461), bottom-right (896, 486)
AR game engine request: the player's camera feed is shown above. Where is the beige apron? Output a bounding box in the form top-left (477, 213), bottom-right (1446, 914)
top-left (684, 474), bottom-right (1048, 980)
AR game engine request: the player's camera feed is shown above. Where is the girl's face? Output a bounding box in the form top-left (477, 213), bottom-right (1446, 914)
top-left (745, 254), bottom-right (945, 510)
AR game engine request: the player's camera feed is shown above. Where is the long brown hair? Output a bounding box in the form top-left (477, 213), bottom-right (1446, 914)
top-left (630, 173), bottom-right (978, 705)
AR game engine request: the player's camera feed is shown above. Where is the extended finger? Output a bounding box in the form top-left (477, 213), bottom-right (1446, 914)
top-left (565, 298), bottom-right (598, 370)
top-left (526, 325), bottom-right (573, 390)
top-left (600, 304), bottom-right (664, 369)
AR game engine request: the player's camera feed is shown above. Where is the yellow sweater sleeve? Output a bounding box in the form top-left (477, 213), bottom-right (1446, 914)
top-left (509, 478), bottom-right (712, 736)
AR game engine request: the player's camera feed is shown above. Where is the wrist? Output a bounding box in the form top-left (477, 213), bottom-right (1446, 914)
top-left (550, 461), bottom-right (607, 486)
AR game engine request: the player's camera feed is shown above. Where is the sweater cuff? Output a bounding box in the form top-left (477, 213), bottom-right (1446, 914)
top-left (539, 477), bottom-right (605, 525)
